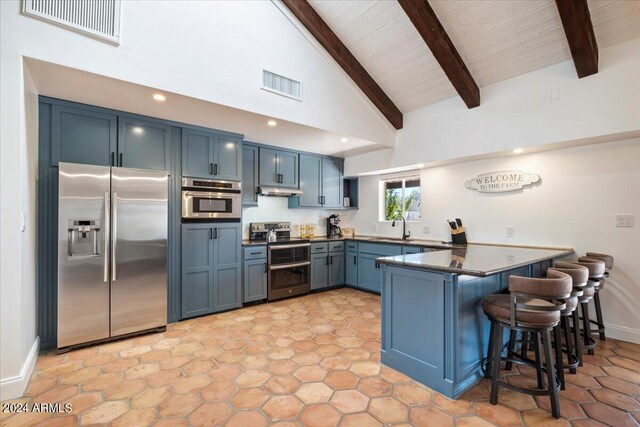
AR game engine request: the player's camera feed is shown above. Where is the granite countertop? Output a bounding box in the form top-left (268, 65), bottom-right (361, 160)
top-left (376, 245), bottom-right (574, 277)
top-left (242, 236), bottom-right (455, 248)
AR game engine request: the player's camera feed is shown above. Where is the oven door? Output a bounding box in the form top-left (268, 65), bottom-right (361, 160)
top-left (268, 243), bottom-right (311, 300)
top-left (182, 190), bottom-right (241, 219)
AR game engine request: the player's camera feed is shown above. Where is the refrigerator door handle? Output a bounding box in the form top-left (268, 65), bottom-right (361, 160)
top-left (111, 192), bottom-right (117, 282)
top-left (104, 192), bottom-right (110, 282)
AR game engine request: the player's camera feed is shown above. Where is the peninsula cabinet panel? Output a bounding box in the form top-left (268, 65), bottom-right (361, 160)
top-left (118, 115), bottom-right (171, 171)
top-left (52, 104), bottom-right (117, 167)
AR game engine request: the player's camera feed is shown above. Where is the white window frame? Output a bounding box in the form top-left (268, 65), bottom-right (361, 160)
top-left (379, 175), bottom-right (421, 223)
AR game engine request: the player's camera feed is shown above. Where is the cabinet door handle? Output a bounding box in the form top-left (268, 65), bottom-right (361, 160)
top-left (119, 153), bottom-right (123, 167)
top-left (111, 152), bottom-right (115, 167)
top-left (264, 262), bottom-right (268, 273)
top-left (325, 256), bottom-right (329, 266)
top-left (209, 163), bottom-right (214, 175)
top-left (318, 196), bottom-right (322, 205)
top-left (214, 163), bottom-right (218, 175)
top-left (250, 251), bottom-right (261, 255)
top-left (353, 256), bottom-right (357, 265)
top-left (330, 256), bottom-right (333, 265)
top-left (214, 228), bottom-right (218, 240)
top-left (209, 228), bottom-right (213, 240)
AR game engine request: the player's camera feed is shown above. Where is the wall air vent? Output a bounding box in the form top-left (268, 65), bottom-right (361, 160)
top-left (22, 0), bottom-right (122, 44)
top-left (262, 70), bottom-right (302, 101)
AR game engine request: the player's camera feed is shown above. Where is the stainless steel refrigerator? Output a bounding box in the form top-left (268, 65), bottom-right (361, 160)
top-left (58, 162), bottom-right (168, 349)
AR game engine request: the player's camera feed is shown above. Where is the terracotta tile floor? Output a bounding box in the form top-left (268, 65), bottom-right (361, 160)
top-left (2, 288), bottom-right (640, 426)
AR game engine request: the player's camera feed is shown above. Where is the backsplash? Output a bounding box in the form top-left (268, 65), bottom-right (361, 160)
top-left (242, 196), bottom-right (355, 239)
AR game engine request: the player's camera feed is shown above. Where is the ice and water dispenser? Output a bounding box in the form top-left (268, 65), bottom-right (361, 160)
top-left (67, 220), bottom-right (101, 258)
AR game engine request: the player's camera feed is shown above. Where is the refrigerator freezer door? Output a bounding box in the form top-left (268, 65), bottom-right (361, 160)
top-left (58, 163), bottom-right (111, 348)
top-left (110, 167), bottom-right (168, 337)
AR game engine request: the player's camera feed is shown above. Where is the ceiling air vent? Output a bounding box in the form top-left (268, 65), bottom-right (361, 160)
top-left (262, 70), bottom-right (302, 101)
top-left (22, 0), bottom-right (122, 44)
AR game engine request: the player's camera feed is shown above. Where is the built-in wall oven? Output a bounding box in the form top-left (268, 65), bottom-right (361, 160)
top-left (182, 178), bottom-right (241, 220)
top-left (268, 241), bottom-right (311, 301)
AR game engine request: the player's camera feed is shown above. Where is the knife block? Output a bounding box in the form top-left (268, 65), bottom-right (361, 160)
top-left (451, 227), bottom-right (468, 245)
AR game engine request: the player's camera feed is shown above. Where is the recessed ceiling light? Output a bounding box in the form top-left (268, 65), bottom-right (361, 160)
top-left (513, 148), bottom-right (524, 154)
top-left (152, 93), bottom-right (166, 102)
top-left (267, 120), bottom-right (277, 127)
top-left (340, 137), bottom-right (349, 143)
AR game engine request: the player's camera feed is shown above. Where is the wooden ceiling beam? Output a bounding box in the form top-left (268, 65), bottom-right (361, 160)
top-left (280, 0), bottom-right (403, 130)
top-left (555, 0), bottom-right (598, 78)
top-left (398, 0), bottom-right (480, 109)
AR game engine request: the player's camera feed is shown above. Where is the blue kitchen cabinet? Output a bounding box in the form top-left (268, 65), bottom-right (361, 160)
top-left (322, 157), bottom-right (343, 208)
top-left (182, 128), bottom-right (241, 181)
top-left (243, 258), bottom-right (267, 302)
top-left (182, 128), bottom-right (214, 179)
top-left (118, 115), bottom-right (171, 171)
top-left (181, 222), bottom-right (242, 318)
top-left (212, 223), bottom-right (242, 312)
top-left (214, 134), bottom-right (241, 181)
top-left (328, 251), bottom-right (345, 286)
top-left (311, 252), bottom-right (329, 290)
top-left (297, 154), bottom-right (323, 207)
top-left (356, 243), bottom-right (402, 293)
top-left (402, 246), bottom-right (423, 255)
top-left (242, 144), bottom-right (259, 206)
top-left (289, 155), bottom-right (344, 209)
top-left (51, 104), bottom-right (117, 167)
top-left (259, 147), bottom-right (298, 188)
top-left (346, 251), bottom-right (357, 286)
top-left (181, 223), bottom-right (215, 318)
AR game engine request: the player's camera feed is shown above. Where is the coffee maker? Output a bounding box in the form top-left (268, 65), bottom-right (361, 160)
top-left (327, 214), bottom-right (341, 238)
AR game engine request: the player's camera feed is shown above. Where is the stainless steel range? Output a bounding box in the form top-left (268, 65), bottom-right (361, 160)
top-left (249, 222), bottom-right (310, 301)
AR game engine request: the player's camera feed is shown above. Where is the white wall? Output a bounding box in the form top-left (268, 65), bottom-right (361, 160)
top-left (345, 37), bottom-right (640, 176)
top-left (346, 139), bottom-right (640, 343)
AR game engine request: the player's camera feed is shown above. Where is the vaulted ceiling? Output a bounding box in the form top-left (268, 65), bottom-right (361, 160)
top-left (304, 0), bottom-right (640, 114)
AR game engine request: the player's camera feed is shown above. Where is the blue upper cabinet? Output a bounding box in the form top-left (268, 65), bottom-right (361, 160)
top-left (259, 148), bottom-right (298, 188)
top-left (118, 115), bottom-right (171, 171)
top-left (213, 134), bottom-right (241, 181)
top-left (182, 127), bottom-right (241, 181)
top-left (322, 157), bottom-right (343, 208)
top-left (298, 154), bottom-right (323, 207)
top-left (182, 128), bottom-right (214, 178)
top-left (290, 155), bottom-right (344, 209)
top-left (242, 145), bottom-right (259, 206)
top-left (52, 104), bottom-right (117, 167)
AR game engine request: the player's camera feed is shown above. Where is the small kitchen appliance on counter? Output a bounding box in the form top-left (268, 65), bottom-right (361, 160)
top-left (448, 218), bottom-right (468, 245)
top-left (249, 222), bottom-right (311, 301)
top-left (326, 214), bottom-right (341, 238)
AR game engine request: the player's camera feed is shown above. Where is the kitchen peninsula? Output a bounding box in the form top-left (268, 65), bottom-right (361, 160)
top-left (377, 244), bottom-right (573, 399)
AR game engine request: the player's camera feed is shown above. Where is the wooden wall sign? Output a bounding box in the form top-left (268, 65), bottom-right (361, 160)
top-left (464, 170), bottom-right (541, 193)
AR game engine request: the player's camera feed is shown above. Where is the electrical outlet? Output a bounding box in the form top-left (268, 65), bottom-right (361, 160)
top-left (506, 226), bottom-right (515, 238)
top-left (616, 214), bottom-right (634, 227)
top-left (423, 226), bottom-right (430, 234)
top-left (20, 213), bottom-right (26, 232)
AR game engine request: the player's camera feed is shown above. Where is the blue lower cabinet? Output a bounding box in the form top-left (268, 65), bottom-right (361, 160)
top-left (181, 222), bottom-right (241, 319)
top-left (311, 253), bottom-right (329, 290)
top-left (345, 252), bottom-right (357, 286)
top-left (181, 223), bottom-right (215, 318)
top-left (357, 253), bottom-right (382, 292)
top-left (243, 259), bottom-right (267, 302)
top-left (328, 252), bottom-right (345, 286)
top-left (402, 246), bottom-right (423, 255)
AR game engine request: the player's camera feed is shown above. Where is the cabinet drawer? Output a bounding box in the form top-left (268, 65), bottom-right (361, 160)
top-left (243, 246), bottom-right (267, 260)
top-left (311, 243), bottom-right (328, 254)
top-left (328, 242), bottom-right (345, 252)
top-left (345, 241), bottom-right (358, 252)
top-left (358, 242), bottom-right (402, 257)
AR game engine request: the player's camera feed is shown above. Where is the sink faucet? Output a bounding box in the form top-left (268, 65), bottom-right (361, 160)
top-left (392, 217), bottom-right (410, 240)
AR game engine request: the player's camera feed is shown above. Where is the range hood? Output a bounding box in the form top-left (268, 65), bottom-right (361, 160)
top-left (258, 186), bottom-right (303, 197)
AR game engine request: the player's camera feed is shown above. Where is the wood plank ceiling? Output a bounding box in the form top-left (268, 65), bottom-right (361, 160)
top-left (308, 0), bottom-right (640, 113)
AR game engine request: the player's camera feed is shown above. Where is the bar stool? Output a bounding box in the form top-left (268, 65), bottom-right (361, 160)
top-left (483, 270), bottom-right (572, 419)
top-left (548, 263), bottom-right (588, 386)
top-left (584, 252), bottom-right (614, 341)
top-left (567, 258), bottom-right (605, 355)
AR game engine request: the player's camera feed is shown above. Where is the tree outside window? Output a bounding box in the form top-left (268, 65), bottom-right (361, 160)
top-left (383, 177), bottom-right (421, 221)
